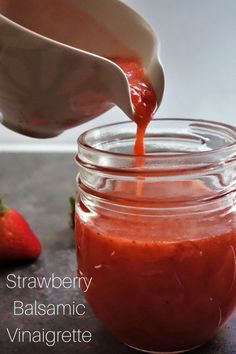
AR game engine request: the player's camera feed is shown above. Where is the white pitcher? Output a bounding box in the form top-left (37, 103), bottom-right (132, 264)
top-left (0, 0), bottom-right (164, 138)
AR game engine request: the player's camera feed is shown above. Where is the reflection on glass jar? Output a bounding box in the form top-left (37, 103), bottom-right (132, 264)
top-left (75, 119), bottom-right (236, 353)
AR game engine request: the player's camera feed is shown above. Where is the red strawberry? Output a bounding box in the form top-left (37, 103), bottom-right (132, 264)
top-left (0, 198), bottom-right (41, 263)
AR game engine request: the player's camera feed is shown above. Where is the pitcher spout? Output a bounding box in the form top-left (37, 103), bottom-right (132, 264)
top-left (0, 0), bottom-right (164, 138)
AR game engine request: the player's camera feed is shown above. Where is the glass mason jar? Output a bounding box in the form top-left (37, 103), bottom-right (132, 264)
top-left (75, 118), bottom-right (236, 353)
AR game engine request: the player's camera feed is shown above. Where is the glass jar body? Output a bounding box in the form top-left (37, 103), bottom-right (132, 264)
top-left (75, 119), bottom-right (236, 353)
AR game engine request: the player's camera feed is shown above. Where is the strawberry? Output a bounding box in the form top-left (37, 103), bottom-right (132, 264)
top-left (0, 198), bottom-right (41, 263)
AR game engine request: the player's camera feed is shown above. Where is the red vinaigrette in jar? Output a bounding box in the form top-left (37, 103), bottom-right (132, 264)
top-left (75, 57), bottom-right (236, 354)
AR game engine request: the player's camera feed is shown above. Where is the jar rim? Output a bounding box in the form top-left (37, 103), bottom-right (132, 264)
top-left (77, 118), bottom-right (236, 171)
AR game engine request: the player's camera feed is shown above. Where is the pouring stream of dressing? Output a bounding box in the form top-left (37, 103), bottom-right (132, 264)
top-left (110, 57), bottom-right (158, 195)
top-left (111, 57), bottom-right (157, 155)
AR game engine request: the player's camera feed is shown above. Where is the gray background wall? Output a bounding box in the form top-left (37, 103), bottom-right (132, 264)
top-left (0, 0), bottom-right (235, 151)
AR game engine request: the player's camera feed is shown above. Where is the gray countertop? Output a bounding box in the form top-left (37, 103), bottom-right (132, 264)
top-left (0, 153), bottom-right (236, 354)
